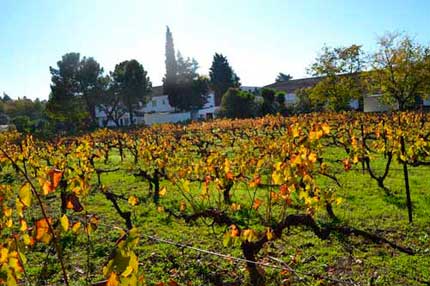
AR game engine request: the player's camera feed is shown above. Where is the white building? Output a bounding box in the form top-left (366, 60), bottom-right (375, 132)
top-left (95, 86), bottom-right (219, 127)
top-left (264, 76), bottom-right (430, 112)
top-left (363, 94), bottom-right (398, 112)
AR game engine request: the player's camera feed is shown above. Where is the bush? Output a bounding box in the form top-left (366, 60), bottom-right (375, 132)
top-left (218, 88), bottom-right (258, 119)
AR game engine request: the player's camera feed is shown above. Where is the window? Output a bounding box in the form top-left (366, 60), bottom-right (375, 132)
top-left (152, 100), bottom-right (157, 107)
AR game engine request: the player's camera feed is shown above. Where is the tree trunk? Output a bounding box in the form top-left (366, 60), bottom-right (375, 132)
top-left (153, 175), bottom-right (160, 205)
top-left (242, 242), bottom-right (265, 286)
top-left (400, 135), bottom-right (413, 223)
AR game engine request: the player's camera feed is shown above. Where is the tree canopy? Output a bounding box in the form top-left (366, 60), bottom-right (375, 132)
top-left (163, 26), bottom-right (177, 93)
top-left (209, 53), bottom-right (240, 106)
top-left (306, 44), bottom-right (365, 111)
top-left (275, 72), bottom-right (292, 82)
top-left (111, 59), bottom-right (152, 125)
top-left (219, 88), bottom-right (257, 118)
top-left (368, 32), bottom-right (430, 110)
top-left (46, 53), bottom-right (89, 131)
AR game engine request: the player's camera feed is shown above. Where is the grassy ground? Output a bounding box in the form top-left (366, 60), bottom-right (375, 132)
top-left (6, 147), bottom-right (430, 286)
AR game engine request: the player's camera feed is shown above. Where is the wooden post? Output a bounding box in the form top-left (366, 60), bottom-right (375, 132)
top-left (400, 135), bottom-right (413, 223)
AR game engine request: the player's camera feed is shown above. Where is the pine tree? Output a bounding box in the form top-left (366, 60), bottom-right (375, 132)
top-left (209, 53), bottom-right (240, 106)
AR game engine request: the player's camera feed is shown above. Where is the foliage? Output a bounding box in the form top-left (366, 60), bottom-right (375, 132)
top-left (46, 53), bottom-right (94, 131)
top-left (368, 32), bottom-right (430, 110)
top-left (259, 88), bottom-right (281, 116)
top-left (166, 52), bottom-right (208, 111)
top-left (78, 57), bottom-right (107, 127)
top-left (307, 45), bottom-right (365, 111)
top-left (163, 26), bottom-right (177, 94)
top-left (1, 101), bottom-right (430, 285)
top-left (218, 88), bottom-right (258, 118)
top-left (275, 72), bottom-right (292, 82)
top-left (111, 60), bottom-right (152, 125)
top-left (209, 53), bottom-right (241, 106)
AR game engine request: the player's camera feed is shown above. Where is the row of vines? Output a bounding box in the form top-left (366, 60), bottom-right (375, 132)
top-left (1, 112), bottom-right (429, 285)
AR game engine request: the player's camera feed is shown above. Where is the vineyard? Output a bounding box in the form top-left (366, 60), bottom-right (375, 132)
top-left (1, 112), bottom-right (430, 286)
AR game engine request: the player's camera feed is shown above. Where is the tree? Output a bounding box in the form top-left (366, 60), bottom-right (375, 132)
top-left (259, 88), bottom-right (278, 116)
top-left (369, 32), bottom-right (430, 110)
top-left (167, 52), bottom-right (208, 111)
top-left (2, 93), bottom-right (12, 102)
top-left (78, 57), bottom-right (106, 126)
top-left (209, 53), bottom-right (240, 106)
top-left (275, 72), bottom-right (292, 82)
top-left (162, 27), bottom-right (208, 112)
top-left (163, 26), bottom-right (177, 95)
top-left (219, 88), bottom-right (257, 118)
top-left (307, 44), bottom-right (365, 111)
top-left (93, 75), bottom-right (127, 127)
top-left (3, 97), bottom-right (45, 120)
top-left (275, 91), bottom-right (287, 115)
top-left (46, 53), bottom-right (89, 131)
top-left (111, 60), bottom-right (151, 126)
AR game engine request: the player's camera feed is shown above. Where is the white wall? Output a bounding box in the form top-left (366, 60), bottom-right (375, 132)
top-left (95, 92), bottom-right (218, 127)
top-left (144, 112), bottom-right (190, 125)
top-left (363, 95), bottom-right (398, 112)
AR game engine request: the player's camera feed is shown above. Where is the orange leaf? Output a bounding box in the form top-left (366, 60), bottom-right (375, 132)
top-left (252, 198), bottom-right (262, 210)
top-left (49, 169), bottom-right (63, 188)
top-left (43, 169), bottom-right (63, 195)
top-left (230, 224), bottom-right (240, 237)
top-left (106, 272), bottom-right (119, 286)
top-left (35, 217), bottom-right (52, 244)
top-left (63, 193), bottom-right (84, 212)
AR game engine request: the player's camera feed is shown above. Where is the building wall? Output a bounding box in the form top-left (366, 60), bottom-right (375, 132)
top-left (363, 95), bottom-right (398, 112)
top-left (95, 91), bottom-right (217, 127)
top-left (144, 112), bottom-right (191, 125)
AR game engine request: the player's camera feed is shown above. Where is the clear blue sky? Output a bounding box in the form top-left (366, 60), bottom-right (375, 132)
top-left (1, 0), bottom-right (429, 100)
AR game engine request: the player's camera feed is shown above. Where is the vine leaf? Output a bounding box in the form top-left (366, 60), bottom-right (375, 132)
top-left (35, 217), bottom-right (52, 244)
top-left (42, 169), bottom-right (63, 195)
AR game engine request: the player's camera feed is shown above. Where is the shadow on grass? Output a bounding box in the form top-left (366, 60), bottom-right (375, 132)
top-left (383, 193), bottom-right (407, 209)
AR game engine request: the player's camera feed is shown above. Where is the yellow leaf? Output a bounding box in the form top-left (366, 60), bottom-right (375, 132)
top-left (241, 229), bottom-right (258, 242)
top-left (3, 207), bottom-right (12, 217)
top-left (18, 183), bottom-right (32, 207)
top-left (230, 203), bottom-right (241, 211)
top-left (0, 248), bottom-right (8, 263)
top-left (266, 228), bottom-right (274, 241)
top-left (159, 186), bottom-right (167, 197)
top-left (128, 195), bottom-right (139, 206)
top-left (60, 215), bottom-right (69, 231)
top-left (308, 152), bottom-right (317, 163)
top-left (71, 221), bottom-right (81, 233)
top-left (22, 234), bottom-right (34, 246)
top-left (272, 171), bottom-right (283, 185)
top-left (19, 219), bottom-right (28, 232)
top-left (121, 265), bottom-right (133, 277)
top-left (179, 201), bottom-right (186, 212)
top-left (321, 123), bottom-right (330, 135)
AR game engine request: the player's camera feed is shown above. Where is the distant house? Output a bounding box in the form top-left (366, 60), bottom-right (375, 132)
top-left (264, 76), bottom-right (359, 109)
top-left (264, 76), bottom-right (429, 112)
top-left (363, 94), bottom-right (398, 112)
top-left (95, 86), bottom-right (219, 127)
